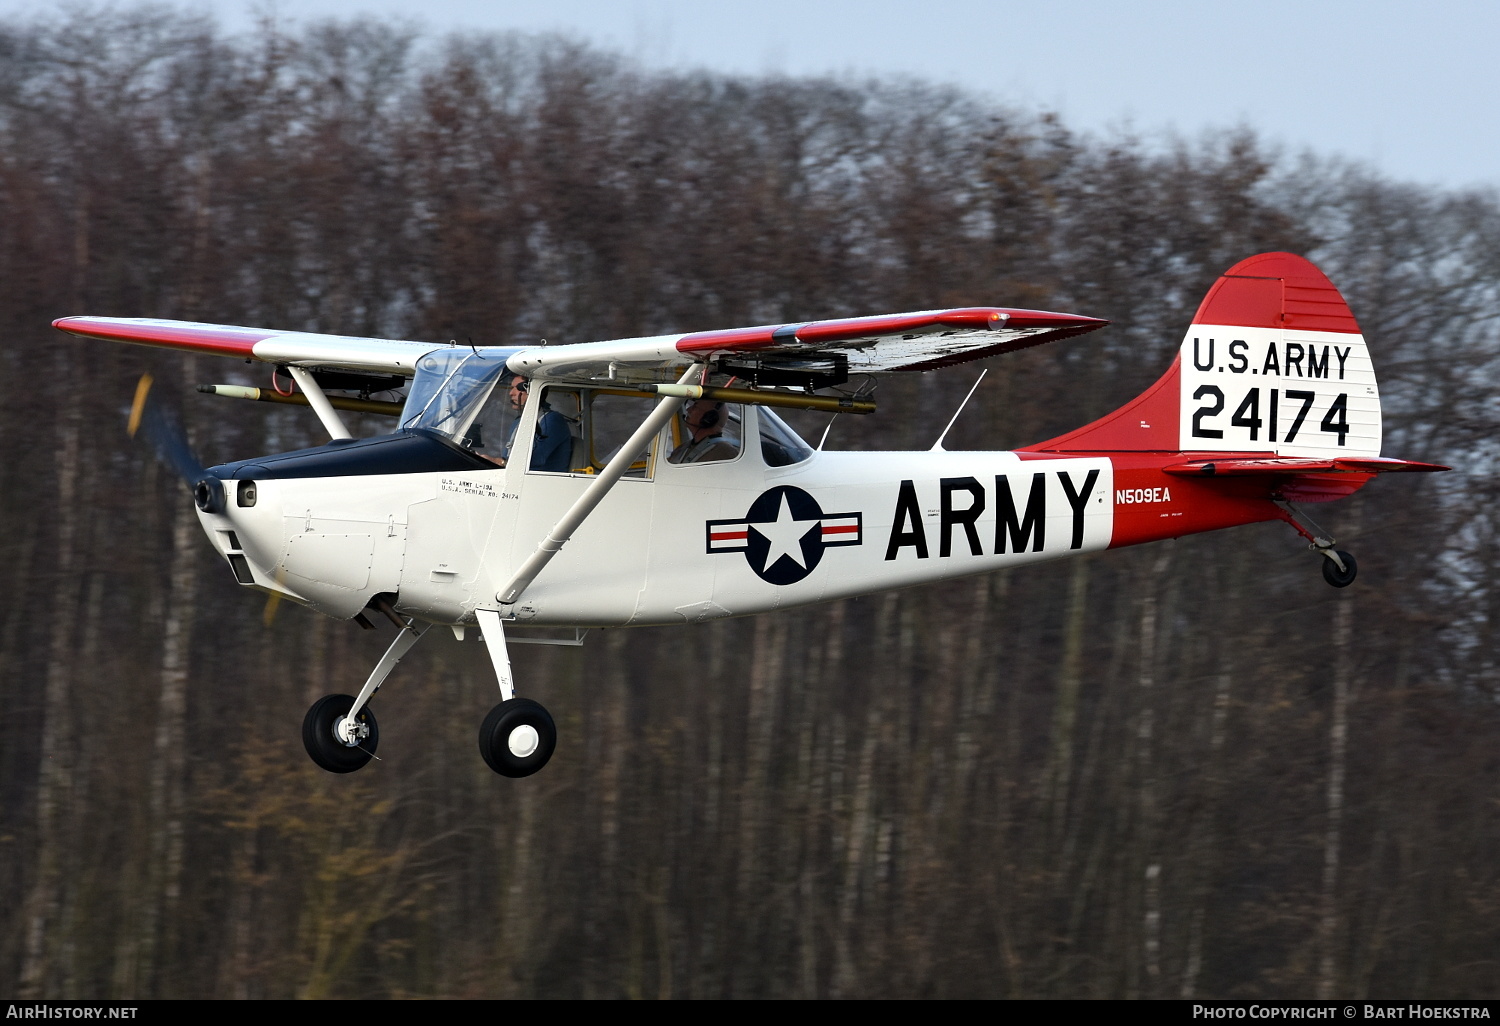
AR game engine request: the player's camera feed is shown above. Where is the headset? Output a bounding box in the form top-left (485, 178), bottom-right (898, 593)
top-left (695, 402), bottom-right (722, 430)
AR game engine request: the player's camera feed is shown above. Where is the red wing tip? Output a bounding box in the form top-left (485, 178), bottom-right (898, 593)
top-left (1000, 309), bottom-right (1109, 329)
top-left (1327, 457), bottom-right (1450, 473)
top-left (51, 316), bottom-right (277, 356)
top-left (1359, 459), bottom-right (1450, 472)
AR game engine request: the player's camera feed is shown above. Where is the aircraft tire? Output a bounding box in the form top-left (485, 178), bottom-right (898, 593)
top-left (1321, 550), bottom-right (1358, 589)
top-left (478, 698), bottom-right (557, 778)
top-left (302, 693), bottom-right (378, 773)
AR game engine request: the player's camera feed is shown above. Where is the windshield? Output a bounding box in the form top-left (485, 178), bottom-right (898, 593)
top-left (400, 349), bottom-right (512, 441)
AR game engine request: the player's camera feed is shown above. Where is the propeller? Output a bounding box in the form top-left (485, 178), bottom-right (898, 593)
top-left (130, 374), bottom-right (289, 627)
top-left (262, 568), bottom-right (287, 627)
top-left (127, 373), bottom-right (226, 513)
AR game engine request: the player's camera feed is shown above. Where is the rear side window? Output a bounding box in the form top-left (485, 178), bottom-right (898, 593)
top-left (757, 407), bottom-right (813, 466)
top-left (668, 403), bottom-right (743, 465)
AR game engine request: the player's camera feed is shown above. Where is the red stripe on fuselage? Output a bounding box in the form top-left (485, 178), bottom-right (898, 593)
top-left (1106, 453), bottom-right (1282, 547)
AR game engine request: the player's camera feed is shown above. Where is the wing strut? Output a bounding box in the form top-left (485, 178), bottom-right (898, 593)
top-left (287, 366), bottom-right (353, 441)
top-left (496, 363), bottom-right (703, 608)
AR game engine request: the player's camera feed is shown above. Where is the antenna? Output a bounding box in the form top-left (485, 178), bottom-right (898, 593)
top-left (930, 369), bottom-right (988, 451)
top-left (817, 415), bottom-right (838, 451)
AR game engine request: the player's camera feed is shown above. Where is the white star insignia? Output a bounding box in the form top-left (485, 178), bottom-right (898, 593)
top-left (750, 493), bottom-right (818, 570)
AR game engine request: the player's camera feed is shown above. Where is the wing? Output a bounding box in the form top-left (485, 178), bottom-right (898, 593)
top-left (52, 317), bottom-right (448, 374)
top-left (505, 306), bottom-right (1108, 381)
top-left (55, 304), bottom-right (1107, 382)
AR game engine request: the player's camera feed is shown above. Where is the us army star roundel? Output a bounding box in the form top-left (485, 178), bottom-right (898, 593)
top-left (705, 485), bottom-right (862, 585)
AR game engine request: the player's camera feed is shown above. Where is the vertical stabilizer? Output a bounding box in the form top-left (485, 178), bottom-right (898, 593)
top-left (1030, 253), bottom-right (1381, 458)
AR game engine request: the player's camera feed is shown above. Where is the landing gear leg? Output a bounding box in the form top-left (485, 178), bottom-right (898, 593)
top-left (475, 609), bottom-right (557, 778)
top-left (1275, 500), bottom-right (1357, 588)
top-left (301, 615), bottom-right (429, 772)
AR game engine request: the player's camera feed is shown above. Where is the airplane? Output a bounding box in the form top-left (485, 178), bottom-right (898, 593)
top-left (54, 251), bottom-right (1446, 778)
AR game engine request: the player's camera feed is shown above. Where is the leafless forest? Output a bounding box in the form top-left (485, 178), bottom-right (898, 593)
top-left (2, 8), bottom-right (1497, 1000)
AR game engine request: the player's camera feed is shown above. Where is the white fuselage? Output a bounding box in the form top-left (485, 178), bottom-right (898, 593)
top-left (199, 405), bottom-right (1114, 627)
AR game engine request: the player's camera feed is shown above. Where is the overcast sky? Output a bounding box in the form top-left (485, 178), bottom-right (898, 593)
top-left (3, 0), bottom-right (1494, 192)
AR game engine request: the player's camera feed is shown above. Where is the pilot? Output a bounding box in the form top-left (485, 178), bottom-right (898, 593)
top-left (498, 375), bottom-right (572, 472)
top-left (669, 400), bottom-right (739, 464)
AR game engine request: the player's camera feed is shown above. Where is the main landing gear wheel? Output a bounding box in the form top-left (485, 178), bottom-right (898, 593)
top-left (1321, 550), bottom-right (1358, 589)
top-left (478, 698), bottom-right (557, 778)
top-left (303, 693), bottom-right (379, 773)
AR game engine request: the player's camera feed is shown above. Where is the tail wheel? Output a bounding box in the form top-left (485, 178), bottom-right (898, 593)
top-left (1321, 550), bottom-right (1357, 588)
top-left (478, 698), bottom-right (557, 778)
top-left (302, 693), bottom-right (378, 773)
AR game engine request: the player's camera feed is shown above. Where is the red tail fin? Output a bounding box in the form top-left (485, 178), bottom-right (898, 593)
top-left (1027, 355), bottom-right (1183, 452)
top-left (1027, 252), bottom-right (1376, 456)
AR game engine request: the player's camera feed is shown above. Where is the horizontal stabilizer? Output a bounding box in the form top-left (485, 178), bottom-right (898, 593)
top-left (1163, 456), bottom-right (1449, 476)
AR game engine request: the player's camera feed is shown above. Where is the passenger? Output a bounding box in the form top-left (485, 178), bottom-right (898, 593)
top-left (498, 375), bottom-right (572, 472)
top-left (669, 400), bottom-right (740, 464)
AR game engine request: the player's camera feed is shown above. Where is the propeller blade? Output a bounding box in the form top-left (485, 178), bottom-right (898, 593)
top-left (128, 373), bottom-right (225, 512)
top-left (262, 569), bottom-right (286, 628)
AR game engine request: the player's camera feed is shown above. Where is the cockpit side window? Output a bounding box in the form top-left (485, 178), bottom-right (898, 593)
top-left (532, 388), bottom-right (583, 471)
top-left (457, 380), bottom-right (583, 472)
top-left (584, 391), bottom-right (659, 478)
top-left (492, 385), bottom-right (660, 477)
